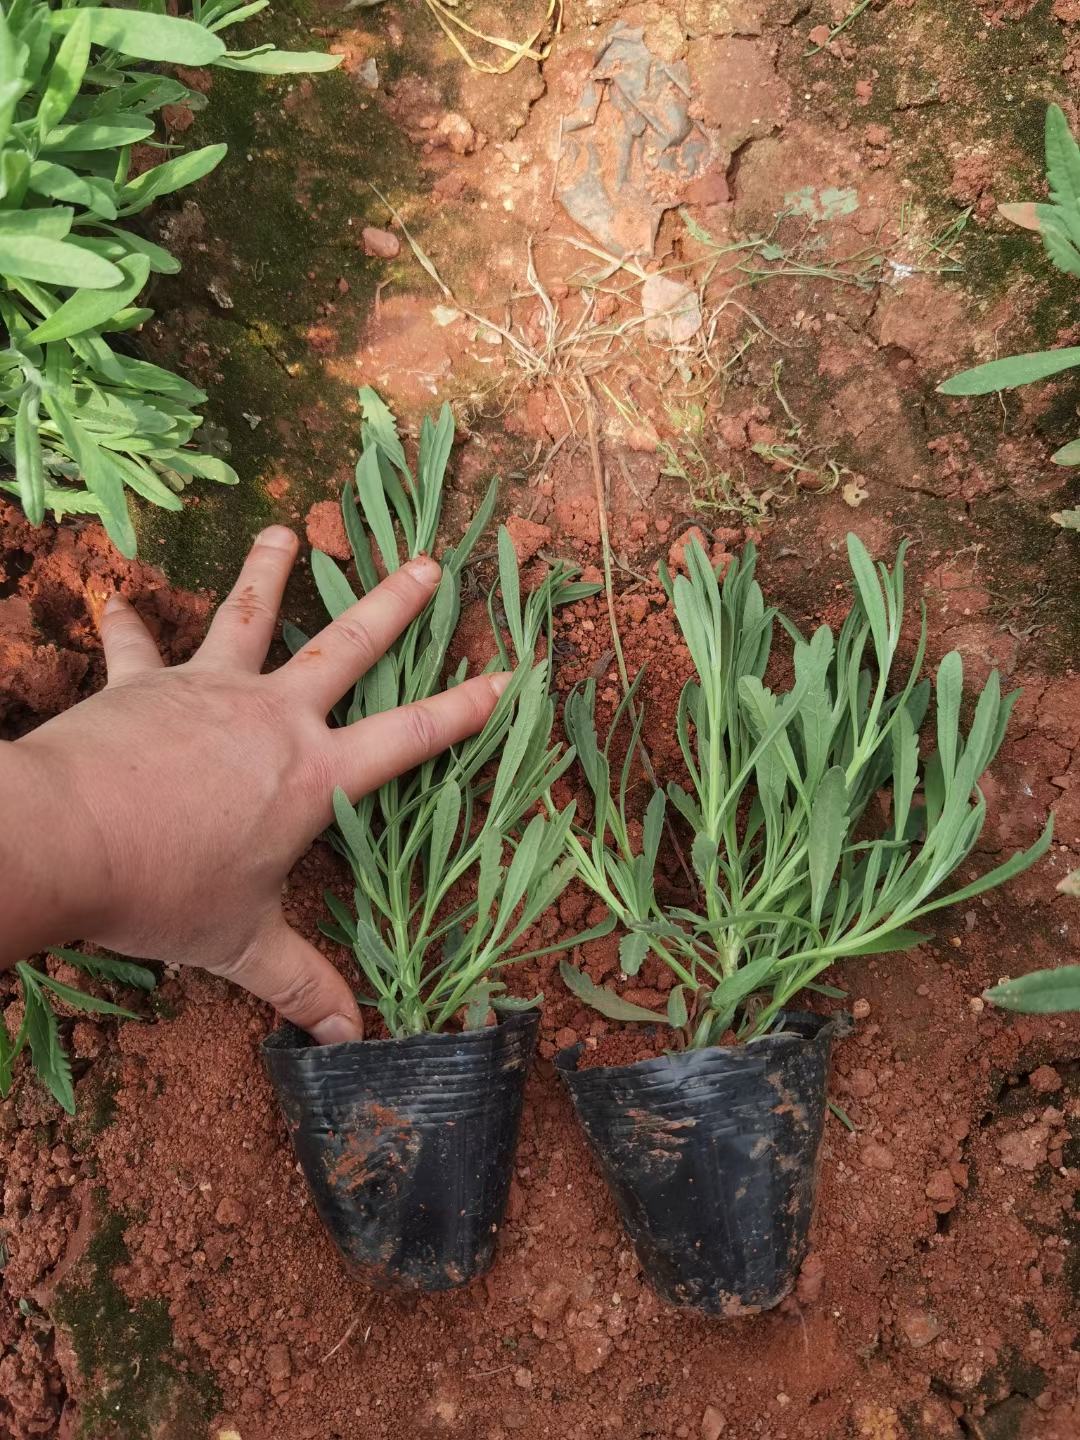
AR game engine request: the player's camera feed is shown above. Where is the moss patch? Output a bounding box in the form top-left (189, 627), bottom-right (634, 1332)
top-left (139, 5), bottom-right (427, 592)
top-left (53, 1200), bottom-right (217, 1439)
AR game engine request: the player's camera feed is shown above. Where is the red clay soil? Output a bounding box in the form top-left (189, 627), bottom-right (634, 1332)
top-left (6, 3), bottom-right (1080, 1437)
top-left (4, 498), bottom-right (1080, 1440)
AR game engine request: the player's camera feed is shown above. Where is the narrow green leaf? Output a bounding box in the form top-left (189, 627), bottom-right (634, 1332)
top-left (14, 386), bottom-right (45, 525)
top-left (985, 965), bottom-right (1080, 1014)
top-left (1045, 104), bottom-right (1080, 217)
top-left (666, 985), bottom-right (688, 1029)
top-left (935, 652), bottom-right (962, 782)
top-left (852, 928), bottom-right (930, 955)
top-left (0, 234), bottom-right (123, 287)
top-left (33, 971), bottom-right (140, 1020)
top-left (497, 526), bottom-right (526, 659)
top-left (15, 967), bottom-right (74, 1114)
top-left (118, 143), bottom-right (227, 213)
top-left (619, 931), bottom-right (650, 976)
top-left (938, 347), bottom-right (1080, 395)
top-left (559, 960), bottom-right (666, 1024)
top-left (50, 8), bottom-right (226, 65)
top-left (51, 946), bottom-right (156, 991)
top-left (37, 9), bottom-right (91, 137)
top-left (427, 780), bottom-right (461, 891)
top-left (809, 766), bottom-right (847, 925)
top-left (28, 254), bottom-right (151, 343)
top-left (311, 549), bottom-right (358, 619)
top-left (43, 115), bottom-right (155, 151)
top-left (216, 48), bottom-right (342, 73)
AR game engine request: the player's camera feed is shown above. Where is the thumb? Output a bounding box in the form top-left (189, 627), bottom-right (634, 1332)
top-left (222, 916), bottom-right (364, 1045)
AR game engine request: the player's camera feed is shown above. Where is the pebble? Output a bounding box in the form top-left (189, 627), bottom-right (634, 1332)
top-left (701, 1405), bottom-right (726, 1439)
top-left (900, 1309), bottom-right (941, 1349)
top-left (361, 225), bottom-right (400, 259)
top-left (852, 998), bottom-right (871, 1019)
top-left (215, 1196), bottom-right (248, 1228)
top-left (847, 1067), bottom-right (876, 1099)
top-left (570, 1330), bottom-right (612, 1375)
top-left (861, 1140), bottom-right (894, 1170)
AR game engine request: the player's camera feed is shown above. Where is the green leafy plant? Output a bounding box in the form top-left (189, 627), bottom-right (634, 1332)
top-left (0, 1), bottom-right (339, 554)
top-left (0, 947), bottom-right (156, 1113)
top-left (559, 536), bottom-right (1053, 1047)
top-left (939, 104), bottom-right (1080, 511)
top-left (304, 390), bottom-right (602, 1037)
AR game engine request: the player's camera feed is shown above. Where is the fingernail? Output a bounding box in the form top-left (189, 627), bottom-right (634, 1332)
top-left (489, 672), bottom-right (513, 697)
top-left (257, 525), bottom-right (297, 551)
top-left (405, 553), bottom-right (441, 584)
top-left (103, 591), bottom-right (127, 614)
top-left (311, 1013), bottom-right (364, 1046)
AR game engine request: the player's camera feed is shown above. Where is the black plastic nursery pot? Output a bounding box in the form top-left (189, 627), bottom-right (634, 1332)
top-left (555, 1010), bottom-right (847, 1316)
top-left (263, 1009), bottom-right (538, 1291)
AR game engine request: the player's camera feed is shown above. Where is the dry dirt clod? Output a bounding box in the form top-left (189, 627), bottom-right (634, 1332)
top-left (1030, 1065), bottom-right (1063, 1093)
top-left (214, 1196), bottom-right (247, 1228)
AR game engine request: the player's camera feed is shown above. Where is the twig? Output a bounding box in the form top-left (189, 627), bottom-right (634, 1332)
top-left (321, 1313), bottom-right (363, 1363)
top-left (549, 115), bottom-right (564, 205)
top-left (579, 377), bottom-right (695, 891)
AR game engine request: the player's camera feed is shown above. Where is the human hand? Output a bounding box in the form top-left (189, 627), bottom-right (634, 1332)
top-left (4, 526), bottom-right (508, 1042)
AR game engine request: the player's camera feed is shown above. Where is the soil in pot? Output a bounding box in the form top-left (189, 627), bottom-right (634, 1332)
top-left (556, 1010), bottom-right (846, 1315)
top-left (263, 1009), bottom-right (538, 1291)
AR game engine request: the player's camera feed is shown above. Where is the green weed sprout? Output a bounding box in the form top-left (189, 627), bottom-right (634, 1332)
top-left (560, 537), bottom-right (1052, 1047)
top-left (303, 389), bottom-right (601, 1037)
top-left (1, 948), bottom-right (155, 1114)
top-left (0, 1), bottom-right (339, 554)
top-left (940, 104), bottom-right (1080, 510)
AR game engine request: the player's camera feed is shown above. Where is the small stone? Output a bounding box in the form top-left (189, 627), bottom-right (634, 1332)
top-left (357, 57), bottom-right (379, 90)
top-left (996, 1125), bottom-right (1049, 1172)
top-left (530, 1280), bottom-right (570, 1324)
top-left (861, 1140), bottom-right (894, 1171)
top-left (265, 1343), bottom-right (291, 1384)
top-left (570, 1329), bottom-right (612, 1375)
top-left (554, 1027), bottom-right (578, 1051)
top-left (701, 1404), bottom-right (727, 1440)
top-left (1030, 1065), bottom-right (1062, 1094)
top-left (436, 111), bottom-right (476, 155)
top-left (513, 1367), bottom-right (533, 1389)
top-left (215, 1197), bottom-right (248, 1228)
top-left (362, 226), bottom-right (400, 260)
top-left (641, 274), bottom-right (702, 345)
top-left (900, 1310), bottom-right (941, 1349)
top-left (807, 23), bottom-right (831, 45)
top-left (847, 1067), bottom-right (876, 1099)
top-left (852, 998), bottom-right (871, 1020)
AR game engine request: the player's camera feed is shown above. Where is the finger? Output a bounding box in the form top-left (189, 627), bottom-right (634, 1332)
top-left (222, 916), bottom-right (364, 1044)
top-left (277, 555), bottom-right (442, 714)
top-left (333, 672), bottom-right (511, 798)
top-left (194, 526), bottom-right (299, 672)
top-left (100, 593), bottom-right (165, 684)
